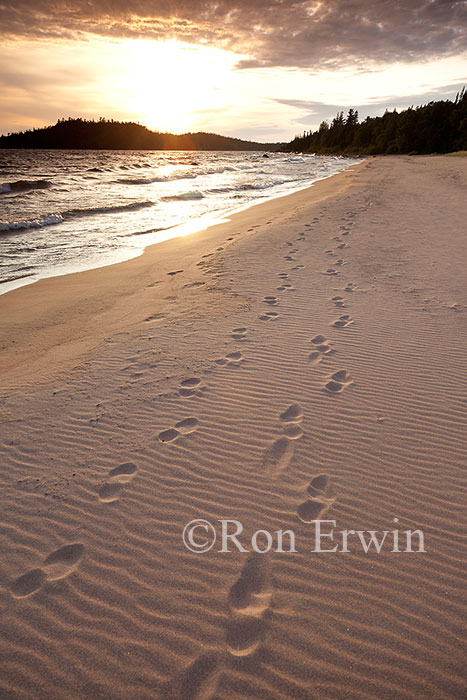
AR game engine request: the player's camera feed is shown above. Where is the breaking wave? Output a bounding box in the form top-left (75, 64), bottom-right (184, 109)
top-left (0, 200), bottom-right (155, 232)
top-left (0, 179), bottom-right (52, 194)
top-left (161, 191), bottom-right (204, 201)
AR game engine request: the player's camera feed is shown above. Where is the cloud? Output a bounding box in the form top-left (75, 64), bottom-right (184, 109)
top-left (271, 82), bottom-right (467, 130)
top-left (1, 1), bottom-right (466, 69)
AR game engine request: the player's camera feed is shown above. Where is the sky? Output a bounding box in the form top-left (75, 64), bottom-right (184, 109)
top-left (1, 1), bottom-right (466, 142)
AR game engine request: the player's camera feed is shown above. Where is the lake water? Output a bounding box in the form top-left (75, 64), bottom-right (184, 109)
top-left (0, 149), bottom-right (360, 294)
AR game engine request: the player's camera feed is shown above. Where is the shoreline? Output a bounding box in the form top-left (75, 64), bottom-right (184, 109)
top-left (0, 159), bottom-right (365, 391)
top-left (0, 153), bottom-right (465, 699)
top-left (0, 157), bottom-right (360, 298)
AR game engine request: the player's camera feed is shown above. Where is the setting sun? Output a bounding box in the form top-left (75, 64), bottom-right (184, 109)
top-left (110, 39), bottom-right (237, 133)
top-left (0, 1), bottom-right (466, 699)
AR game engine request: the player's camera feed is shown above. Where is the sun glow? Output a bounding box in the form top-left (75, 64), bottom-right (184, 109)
top-left (110, 40), bottom-right (237, 133)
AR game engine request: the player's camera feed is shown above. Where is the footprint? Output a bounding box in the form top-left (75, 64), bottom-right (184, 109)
top-left (98, 482), bottom-right (125, 502)
top-left (291, 265), bottom-right (304, 271)
top-left (180, 377), bottom-right (204, 397)
top-left (178, 651), bottom-right (221, 700)
top-left (98, 462), bottom-right (138, 503)
top-left (183, 281), bottom-right (205, 289)
top-left (332, 314), bottom-right (353, 328)
top-left (284, 255), bottom-right (294, 261)
top-left (344, 283), bottom-right (355, 292)
top-left (167, 270), bottom-right (184, 276)
top-left (308, 351), bottom-right (322, 365)
top-left (145, 312), bottom-right (166, 322)
top-left (278, 273), bottom-right (289, 279)
top-left (229, 553), bottom-right (272, 616)
top-left (283, 424), bottom-right (303, 439)
top-left (226, 617), bottom-right (266, 657)
top-left (263, 296), bottom-right (278, 306)
top-left (335, 259), bottom-right (345, 266)
top-left (43, 544), bottom-right (85, 581)
top-left (216, 350), bottom-right (244, 366)
top-left (278, 403), bottom-right (304, 439)
top-left (225, 553), bottom-right (273, 660)
top-left (225, 351), bottom-right (244, 366)
top-left (297, 473), bottom-right (336, 523)
top-left (309, 336), bottom-right (333, 363)
top-left (259, 311), bottom-right (279, 321)
top-left (331, 295), bottom-right (346, 308)
top-left (158, 427), bottom-right (180, 443)
top-left (11, 543), bottom-right (85, 598)
top-left (307, 474), bottom-right (331, 498)
top-left (158, 418), bottom-right (198, 442)
top-left (262, 436), bottom-right (294, 477)
top-left (232, 327), bottom-right (247, 340)
top-left (10, 569), bottom-right (47, 599)
top-left (324, 380), bottom-right (345, 394)
top-left (279, 404), bottom-right (302, 423)
top-left (296, 500), bottom-right (329, 522)
top-left (176, 417), bottom-right (199, 434)
top-left (323, 268), bottom-right (339, 276)
top-left (324, 370), bottom-right (353, 394)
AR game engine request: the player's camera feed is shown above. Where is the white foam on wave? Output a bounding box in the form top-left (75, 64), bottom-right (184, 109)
top-left (0, 200), bottom-right (155, 232)
top-left (162, 191), bottom-right (205, 201)
top-left (65, 201), bottom-right (155, 217)
top-left (0, 213), bottom-right (64, 232)
top-left (118, 173), bottom-right (197, 185)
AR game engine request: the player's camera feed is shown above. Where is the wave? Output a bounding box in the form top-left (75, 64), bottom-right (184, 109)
top-left (0, 214), bottom-right (64, 231)
top-left (240, 179), bottom-right (287, 190)
top-left (0, 179), bottom-right (52, 194)
top-left (0, 200), bottom-right (155, 233)
top-left (161, 191), bottom-right (204, 202)
top-left (0, 272), bottom-right (34, 285)
top-left (65, 201), bottom-right (155, 218)
top-left (117, 172), bottom-right (197, 185)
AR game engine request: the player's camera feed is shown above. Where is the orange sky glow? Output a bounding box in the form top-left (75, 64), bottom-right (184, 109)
top-left (1, 1), bottom-right (466, 141)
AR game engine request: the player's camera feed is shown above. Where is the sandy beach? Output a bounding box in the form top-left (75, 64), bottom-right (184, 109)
top-left (0, 155), bottom-right (466, 699)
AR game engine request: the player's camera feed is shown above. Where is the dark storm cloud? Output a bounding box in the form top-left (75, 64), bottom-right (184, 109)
top-left (1, 1), bottom-right (466, 68)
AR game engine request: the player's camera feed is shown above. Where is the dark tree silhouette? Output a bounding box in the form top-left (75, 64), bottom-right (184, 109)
top-left (0, 118), bottom-right (280, 151)
top-left (286, 89), bottom-right (467, 155)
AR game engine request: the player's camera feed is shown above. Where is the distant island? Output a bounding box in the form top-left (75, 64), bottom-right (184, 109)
top-left (286, 88), bottom-right (467, 155)
top-left (0, 118), bottom-right (281, 151)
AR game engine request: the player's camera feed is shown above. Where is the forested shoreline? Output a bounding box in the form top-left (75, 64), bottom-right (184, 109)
top-left (286, 88), bottom-right (467, 155)
top-left (0, 118), bottom-right (278, 151)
